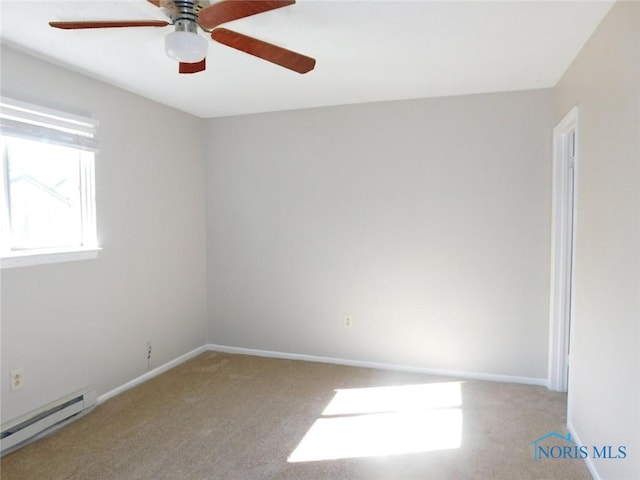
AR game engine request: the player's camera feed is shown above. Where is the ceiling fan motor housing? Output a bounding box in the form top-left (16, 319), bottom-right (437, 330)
top-left (164, 0), bottom-right (209, 32)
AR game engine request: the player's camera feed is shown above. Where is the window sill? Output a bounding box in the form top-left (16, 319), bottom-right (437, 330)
top-left (1, 247), bottom-right (101, 269)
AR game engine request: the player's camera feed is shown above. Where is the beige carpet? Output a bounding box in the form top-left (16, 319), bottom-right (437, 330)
top-left (1, 352), bottom-right (591, 479)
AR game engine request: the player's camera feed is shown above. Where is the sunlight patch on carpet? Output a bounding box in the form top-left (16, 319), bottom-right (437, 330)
top-left (288, 382), bottom-right (463, 462)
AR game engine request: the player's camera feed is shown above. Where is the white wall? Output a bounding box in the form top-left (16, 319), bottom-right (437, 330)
top-left (0, 46), bottom-right (208, 422)
top-left (206, 89), bottom-right (552, 380)
top-left (553, 2), bottom-right (640, 479)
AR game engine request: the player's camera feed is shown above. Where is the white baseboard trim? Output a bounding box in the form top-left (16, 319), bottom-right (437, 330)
top-left (567, 422), bottom-right (599, 480)
top-left (206, 344), bottom-right (547, 386)
top-left (97, 345), bottom-right (207, 405)
top-left (96, 343), bottom-right (548, 407)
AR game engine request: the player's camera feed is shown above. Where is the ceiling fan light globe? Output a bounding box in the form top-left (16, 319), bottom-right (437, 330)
top-left (165, 31), bottom-right (207, 63)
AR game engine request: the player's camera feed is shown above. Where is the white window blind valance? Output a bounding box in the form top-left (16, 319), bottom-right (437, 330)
top-left (0, 97), bottom-right (98, 152)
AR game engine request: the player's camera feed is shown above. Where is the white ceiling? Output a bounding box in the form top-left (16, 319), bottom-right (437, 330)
top-left (1, 0), bottom-right (614, 118)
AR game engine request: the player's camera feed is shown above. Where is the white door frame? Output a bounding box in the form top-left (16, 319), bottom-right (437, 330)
top-left (548, 106), bottom-right (578, 392)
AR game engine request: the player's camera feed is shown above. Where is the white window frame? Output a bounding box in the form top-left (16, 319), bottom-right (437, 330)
top-left (0, 97), bottom-right (101, 269)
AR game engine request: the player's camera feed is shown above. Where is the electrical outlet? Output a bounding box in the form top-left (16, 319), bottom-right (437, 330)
top-left (344, 316), bottom-right (352, 328)
top-left (10, 369), bottom-right (24, 392)
top-left (146, 341), bottom-right (152, 360)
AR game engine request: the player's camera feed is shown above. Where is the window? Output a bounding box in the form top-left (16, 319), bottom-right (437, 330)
top-left (0, 97), bottom-right (100, 268)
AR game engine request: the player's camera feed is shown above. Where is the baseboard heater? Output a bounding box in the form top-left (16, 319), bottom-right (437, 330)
top-left (1, 386), bottom-right (97, 455)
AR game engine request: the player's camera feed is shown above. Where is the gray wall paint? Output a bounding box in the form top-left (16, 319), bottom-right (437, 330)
top-left (553, 2), bottom-right (639, 479)
top-left (206, 89), bottom-right (553, 379)
top-left (1, 46), bottom-right (208, 422)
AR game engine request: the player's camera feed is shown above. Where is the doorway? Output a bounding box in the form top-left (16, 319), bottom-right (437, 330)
top-left (548, 107), bottom-right (578, 392)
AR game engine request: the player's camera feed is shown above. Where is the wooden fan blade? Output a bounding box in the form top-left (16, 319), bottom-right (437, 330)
top-left (212, 28), bottom-right (315, 74)
top-left (199, 0), bottom-right (295, 30)
top-left (179, 58), bottom-right (207, 74)
top-left (49, 20), bottom-right (170, 30)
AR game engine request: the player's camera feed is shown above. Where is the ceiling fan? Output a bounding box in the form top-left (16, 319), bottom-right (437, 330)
top-left (49, 0), bottom-right (316, 75)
